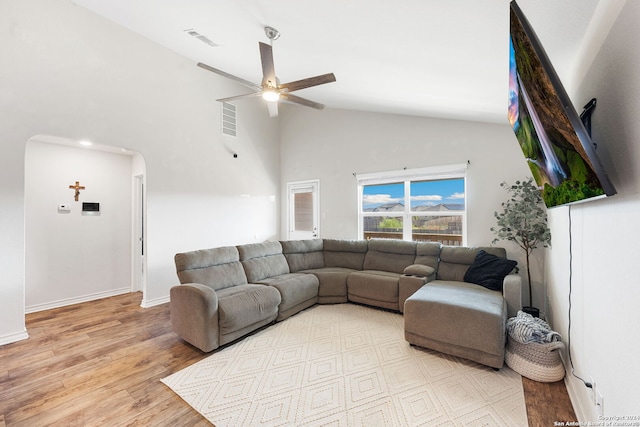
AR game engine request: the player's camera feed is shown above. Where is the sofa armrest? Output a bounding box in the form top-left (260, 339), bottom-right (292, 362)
top-left (403, 264), bottom-right (435, 277)
top-left (502, 274), bottom-right (522, 319)
top-left (170, 283), bottom-right (220, 352)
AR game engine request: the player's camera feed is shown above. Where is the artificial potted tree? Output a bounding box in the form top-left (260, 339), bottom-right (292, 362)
top-left (491, 178), bottom-right (551, 318)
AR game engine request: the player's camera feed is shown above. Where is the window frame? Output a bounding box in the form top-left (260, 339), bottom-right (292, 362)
top-left (357, 164), bottom-right (467, 245)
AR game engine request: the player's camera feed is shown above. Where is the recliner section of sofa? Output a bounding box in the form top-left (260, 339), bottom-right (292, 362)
top-left (238, 241), bottom-right (319, 322)
top-left (171, 246), bottom-right (281, 352)
top-left (171, 239), bottom-right (522, 363)
top-left (283, 239), bottom-right (368, 304)
top-left (347, 239), bottom-right (416, 310)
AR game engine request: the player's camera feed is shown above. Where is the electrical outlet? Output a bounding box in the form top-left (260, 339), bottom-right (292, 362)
top-left (596, 389), bottom-right (604, 416)
top-left (589, 377), bottom-right (597, 405)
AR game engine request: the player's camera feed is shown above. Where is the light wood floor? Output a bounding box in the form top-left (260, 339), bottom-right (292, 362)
top-left (1, 292), bottom-right (576, 426)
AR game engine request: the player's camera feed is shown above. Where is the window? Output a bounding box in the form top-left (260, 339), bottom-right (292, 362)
top-left (357, 164), bottom-right (466, 245)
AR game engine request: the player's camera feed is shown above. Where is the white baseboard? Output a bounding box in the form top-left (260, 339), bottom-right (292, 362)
top-left (0, 329), bottom-right (29, 346)
top-left (25, 287), bottom-right (131, 314)
top-left (560, 352), bottom-right (596, 422)
top-left (140, 295), bottom-right (170, 308)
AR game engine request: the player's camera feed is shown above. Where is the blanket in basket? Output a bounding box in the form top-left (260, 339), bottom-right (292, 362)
top-left (505, 311), bottom-right (565, 382)
top-left (506, 310), bottom-right (561, 344)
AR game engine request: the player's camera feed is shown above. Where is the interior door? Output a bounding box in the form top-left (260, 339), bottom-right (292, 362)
top-left (287, 180), bottom-right (319, 240)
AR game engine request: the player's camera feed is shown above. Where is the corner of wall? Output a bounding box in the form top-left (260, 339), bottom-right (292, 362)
top-left (569, 0), bottom-right (628, 95)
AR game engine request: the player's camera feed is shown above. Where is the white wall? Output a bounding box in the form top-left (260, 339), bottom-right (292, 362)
top-left (24, 138), bottom-right (134, 311)
top-left (279, 106), bottom-right (541, 298)
top-left (544, 0), bottom-right (640, 419)
top-left (0, 0), bottom-right (279, 344)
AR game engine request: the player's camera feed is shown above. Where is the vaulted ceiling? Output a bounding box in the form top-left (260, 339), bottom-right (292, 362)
top-left (72, 0), bottom-right (600, 123)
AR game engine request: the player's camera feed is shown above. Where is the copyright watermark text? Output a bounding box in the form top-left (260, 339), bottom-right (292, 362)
top-left (554, 416), bottom-right (640, 427)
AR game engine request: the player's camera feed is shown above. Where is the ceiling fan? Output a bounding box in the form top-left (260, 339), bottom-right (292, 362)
top-left (197, 26), bottom-right (336, 117)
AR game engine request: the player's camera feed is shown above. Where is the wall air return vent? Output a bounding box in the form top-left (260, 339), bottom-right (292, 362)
top-left (221, 102), bottom-right (237, 137)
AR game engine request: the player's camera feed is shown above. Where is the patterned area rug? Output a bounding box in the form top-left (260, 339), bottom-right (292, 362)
top-left (162, 304), bottom-right (527, 426)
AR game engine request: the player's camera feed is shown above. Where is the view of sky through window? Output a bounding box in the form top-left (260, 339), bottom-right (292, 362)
top-left (362, 179), bottom-right (465, 210)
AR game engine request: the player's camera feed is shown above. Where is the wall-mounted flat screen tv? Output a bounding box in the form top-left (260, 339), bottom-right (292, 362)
top-left (508, 1), bottom-right (616, 208)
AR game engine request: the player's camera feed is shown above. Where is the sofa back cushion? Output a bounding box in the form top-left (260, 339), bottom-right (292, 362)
top-left (281, 239), bottom-right (325, 272)
top-left (363, 239), bottom-right (417, 274)
top-left (323, 239), bottom-right (368, 270)
top-left (238, 241), bottom-right (290, 282)
top-left (414, 242), bottom-right (442, 270)
top-left (437, 246), bottom-right (507, 282)
top-left (174, 246), bottom-right (248, 291)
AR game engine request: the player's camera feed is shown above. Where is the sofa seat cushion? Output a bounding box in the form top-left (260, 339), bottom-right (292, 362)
top-left (302, 267), bottom-right (355, 303)
top-left (216, 284), bottom-right (281, 340)
top-left (347, 270), bottom-right (401, 310)
top-left (404, 280), bottom-right (506, 368)
top-left (257, 273), bottom-right (319, 320)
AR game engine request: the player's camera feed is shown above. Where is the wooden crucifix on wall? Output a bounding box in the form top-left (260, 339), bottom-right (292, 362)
top-left (69, 181), bottom-right (85, 201)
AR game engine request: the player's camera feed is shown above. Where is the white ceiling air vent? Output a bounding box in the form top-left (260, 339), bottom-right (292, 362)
top-left (221, 102), bottom-right (237, 137)
top-left (184, 29), bottom-right (219, 47)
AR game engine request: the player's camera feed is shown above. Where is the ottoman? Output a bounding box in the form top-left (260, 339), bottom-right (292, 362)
top-left (404, 281), bottom-right (507, 369)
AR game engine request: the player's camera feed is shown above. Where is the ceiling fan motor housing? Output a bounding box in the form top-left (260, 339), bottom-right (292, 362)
top-left (264, 26), bottom-right (280, 41)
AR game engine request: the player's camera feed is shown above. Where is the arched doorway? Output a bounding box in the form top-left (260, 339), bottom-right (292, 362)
top-left (24, 135), bottom-right (147, 312)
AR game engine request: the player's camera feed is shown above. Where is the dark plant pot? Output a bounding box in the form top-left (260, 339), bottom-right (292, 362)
top-left (522, 306), bottom-right (540, 318)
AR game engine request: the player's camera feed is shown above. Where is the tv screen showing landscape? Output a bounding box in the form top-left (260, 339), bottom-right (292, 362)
top-left (508, 1), bottom-right (616, 208)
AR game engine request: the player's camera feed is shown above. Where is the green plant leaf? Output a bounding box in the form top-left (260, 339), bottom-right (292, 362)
top-left (491, 177), bottom-right (552, 306)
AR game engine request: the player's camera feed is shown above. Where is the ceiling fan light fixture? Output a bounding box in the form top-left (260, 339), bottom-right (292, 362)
top-left (262, 89), bottom-right (280, 102)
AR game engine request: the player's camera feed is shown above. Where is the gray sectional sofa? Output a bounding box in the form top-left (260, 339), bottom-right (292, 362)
top-left (171, 238), bottom-right (521, 368)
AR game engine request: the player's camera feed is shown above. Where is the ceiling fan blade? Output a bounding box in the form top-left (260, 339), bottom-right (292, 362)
top-left (259, 42), bottom-right (277, 88)
top-left (197, 62), bottom-right (262, 91)
top-left (267, 101), bottom-right (278, 118)
top-left (279, 73), bottom-right (336, 93)
top-left (281, 93), bottom-right (325, 110)
top-left (216, 92), bottom-right (262, 103)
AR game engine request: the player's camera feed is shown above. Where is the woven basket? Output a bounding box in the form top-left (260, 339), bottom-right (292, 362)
top-left (505, 335), bottom-right (565, 382)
